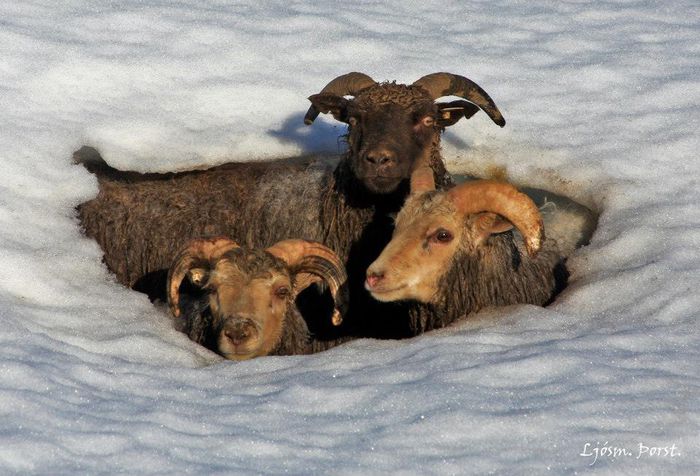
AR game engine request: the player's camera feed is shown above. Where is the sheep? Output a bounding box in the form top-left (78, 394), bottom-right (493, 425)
top-left (167, 236), bottom-right (352, 359)
top-left (304, 72), bottom-right (505, 194)
top-left (76, 71), bottom-right (505, 339)
top-left (364, 167), bottom-right (570, 333)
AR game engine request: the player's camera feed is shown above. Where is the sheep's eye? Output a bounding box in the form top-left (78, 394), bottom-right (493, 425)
top-left (348, 117), bottom-right (358, 126)
top-left (422, 116), bottom-right (435, 127)
top-left (431, 228), bottom-right (453, 244)
top-left (274, 286), bottom-right (290, 298)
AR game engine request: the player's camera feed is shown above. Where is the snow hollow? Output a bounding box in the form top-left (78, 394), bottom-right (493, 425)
top-left (0, 1), bottom-right (698, 474)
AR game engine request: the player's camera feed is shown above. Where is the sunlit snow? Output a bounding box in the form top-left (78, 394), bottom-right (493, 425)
top-left (0, 1), bottom-right (697, 473)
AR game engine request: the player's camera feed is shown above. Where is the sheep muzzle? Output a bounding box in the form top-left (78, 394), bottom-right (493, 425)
top-left (217, 317), bottom-right (263, 360)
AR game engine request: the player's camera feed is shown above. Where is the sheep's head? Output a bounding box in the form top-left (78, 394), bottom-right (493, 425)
top-left (168, 237), bottom-right (347, 360)
top-left (305, 72), bottom-right (505, 194)
top-left (365, 168), bottom-right (543, 304)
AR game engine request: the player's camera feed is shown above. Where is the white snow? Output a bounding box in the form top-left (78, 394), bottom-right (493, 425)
top-left (1, 0), bottom-right (698, 473)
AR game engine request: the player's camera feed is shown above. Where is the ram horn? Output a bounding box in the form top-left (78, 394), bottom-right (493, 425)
top-left (167, 237), bottom-right (241, 318)
top-left (410, 167), bottom-right (436, 195)
top-left (266, 240), bottom-right (348, 326)
top-left (409, 147), bottom-right (437, 195)
top-left (304, 72), bottom-right (377, 125)
top-left (412, 72), bottom-right (506, 127)
top-left (447, 180), bottom-right (544, 256)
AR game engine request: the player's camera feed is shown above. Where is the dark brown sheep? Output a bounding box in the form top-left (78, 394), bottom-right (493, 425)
top-left (365, 168), bottom-right (569, 333)
top-left (76, 72), bottom-right (506, 339)
top-left (305, 72), bottom-right (505, 194)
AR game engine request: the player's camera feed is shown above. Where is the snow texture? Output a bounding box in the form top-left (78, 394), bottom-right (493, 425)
top-left (1, 1), bottom-right (698, 474)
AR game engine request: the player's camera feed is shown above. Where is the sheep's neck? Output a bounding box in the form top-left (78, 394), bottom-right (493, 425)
top-left (428, 133), bottom-right (454, 190)
top-left (408, 235), bottom-right (564, 333)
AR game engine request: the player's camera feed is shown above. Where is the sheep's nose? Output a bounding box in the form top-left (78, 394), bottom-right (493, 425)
top-left (225, 328), bottom-right (248, 346)
top-left (365, 270), bottom-right (385, 290)
top-left (365, 149), bottom-right (396, 167)
top-left (223, 319), bottom-right (257, 345)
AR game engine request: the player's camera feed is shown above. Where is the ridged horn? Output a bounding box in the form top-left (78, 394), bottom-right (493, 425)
top-left (167, 237), bottom-right (241, 318)
top-left (304, 72), bottom-right (377, 125)
top-left (409, 148), bottom-right (437, 195)
top-left (447, 180), bottom-right (544, 256)
top-left (266, 240), bottom-right (347, 326)
top-left (410, 167), bottom-right (436, 195)
top-left (412, 72), bottom-right (506, 127)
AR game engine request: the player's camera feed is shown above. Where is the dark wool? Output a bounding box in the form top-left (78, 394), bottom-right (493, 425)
top-left (77, 148), bottom-right (452, 338)
top-left (345, 83), bottom-right (454, 191)
top-left (76, 79), bottom-right (461, 345)
top-left (353, 83), bottom-right (433, 109)
top-left (408, 233), bottom-right (568, 333)
top-left (77, 153), bottom-right (449, 287)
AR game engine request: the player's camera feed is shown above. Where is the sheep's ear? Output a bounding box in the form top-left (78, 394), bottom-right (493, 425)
top-left (437, 100), bottom-right (481, 127)
top-left (307, 93), bottom-right (350, 123)
top-left (187, 268), bottom-right (209, 287)
top-left (473, 212), bottom-right (513, 247)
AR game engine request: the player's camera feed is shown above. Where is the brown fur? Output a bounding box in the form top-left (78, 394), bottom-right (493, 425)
top-left (78, 158), bottom-right (333, 288)
top-left (338, 83), bottom-right (454, 195)
top-left (174, 246), bottom-right (354, 358)
top-left (77, 77), bottom-right (501, 341)
top-left (368, 191), bottom-right (569, 332)
top-left (407, 235), bottom-right (567, 333)
top-left (353, 83), bottom-right (433, 109)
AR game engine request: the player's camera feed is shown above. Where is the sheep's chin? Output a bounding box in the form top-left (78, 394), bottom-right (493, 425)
top-left (367, 276), bottom-right (437, 304)
top-left (219, 348), bottom-right (261, 361)
top-left (362, 176), bottom-right (403, 194)
top-left (366, 283), bottom-right (412, 303)
top-left (218, 341), bottom-right (264, 361)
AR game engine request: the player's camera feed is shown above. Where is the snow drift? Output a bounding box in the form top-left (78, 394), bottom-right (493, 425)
top-left (0, 1), bottom-right (697, 473)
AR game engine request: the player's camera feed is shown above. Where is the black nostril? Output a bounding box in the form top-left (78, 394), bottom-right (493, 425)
top-left (365, 150), bottom-right (395, 166)
top-left (224, 319), bottom-right (255, 345)
top-left (226, 328), bottom-right (249, 345)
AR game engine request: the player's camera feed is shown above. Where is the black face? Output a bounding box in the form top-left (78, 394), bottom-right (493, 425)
top-left (344, 102), bottom-right (436, 194)
top-left (307, 92), bottom-right (438, 195)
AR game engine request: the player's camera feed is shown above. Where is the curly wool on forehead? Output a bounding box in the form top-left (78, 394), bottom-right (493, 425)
top-left (395, 191), bottom-right (456, 226)
top-left (217, 248), bottom-right (289, 279)
top-left (354, 82), bottom-right (433, 109)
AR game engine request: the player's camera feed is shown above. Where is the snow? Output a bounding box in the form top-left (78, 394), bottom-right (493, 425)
top-left (1, 0), bottom-right (698, 473)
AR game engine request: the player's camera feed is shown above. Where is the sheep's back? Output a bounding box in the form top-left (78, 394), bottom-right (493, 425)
top-left (77, 159), bottom-right (333, 288)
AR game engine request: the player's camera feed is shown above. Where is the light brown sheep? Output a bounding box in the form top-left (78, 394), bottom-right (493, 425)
top-left (168, 237), bottom-right (350, 359)
top-left (365, 167), bottom-right (569, 333)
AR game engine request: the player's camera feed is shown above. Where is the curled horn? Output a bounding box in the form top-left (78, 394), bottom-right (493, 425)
top-left (266, 240), bottom-right (347, 326)
top-left (412, 72), bottom-right (506, 127)
top-left (304, 72), bottom-right (377, 125)
top-left (167, 237), bottom-right (241, 318)
top-left (447, 180), bottom-right (544, 256)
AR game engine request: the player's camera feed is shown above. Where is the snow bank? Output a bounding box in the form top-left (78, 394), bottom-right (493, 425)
top-left (0, 1), bottom-right (697, 473)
